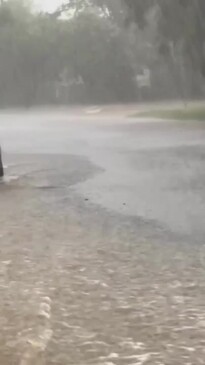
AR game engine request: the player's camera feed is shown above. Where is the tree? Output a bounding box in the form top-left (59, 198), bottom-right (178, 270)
top-left (0, 0), bottom-right (137, 106)
top-left (61, 10), bottom-right (136, 103)
top-left (123, 0), bottom-right (205, 77)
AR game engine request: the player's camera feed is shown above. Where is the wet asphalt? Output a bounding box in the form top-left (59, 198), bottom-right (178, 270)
top-left (1, 111), bottom-right (205, 245)
top-left (1, 111), bottom-right (205, 365)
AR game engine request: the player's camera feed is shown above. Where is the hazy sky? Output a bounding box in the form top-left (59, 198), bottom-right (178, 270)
top-left (35, 0), bottom-right (63, 11)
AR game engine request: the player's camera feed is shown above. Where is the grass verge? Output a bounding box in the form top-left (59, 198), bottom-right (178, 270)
top-left (132, 105), bottom-right (205, 121)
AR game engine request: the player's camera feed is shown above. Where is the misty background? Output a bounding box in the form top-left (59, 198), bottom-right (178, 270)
top-left (0, 0), bottom-right (204, 107)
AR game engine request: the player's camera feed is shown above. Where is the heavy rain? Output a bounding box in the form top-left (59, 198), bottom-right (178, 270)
top-left (0, 1), bottom-right (205, 364)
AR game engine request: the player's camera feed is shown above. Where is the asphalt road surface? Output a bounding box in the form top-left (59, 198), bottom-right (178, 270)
top-left (0, 110), bottom-right (205, 365)
top-left (1, 111), bottom-right (205, 242)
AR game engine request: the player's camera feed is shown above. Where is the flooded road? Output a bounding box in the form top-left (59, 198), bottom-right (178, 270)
top-left (1, 112), bottom-right (205, 239)
top-left (0, 111), bottom-right (205, 364)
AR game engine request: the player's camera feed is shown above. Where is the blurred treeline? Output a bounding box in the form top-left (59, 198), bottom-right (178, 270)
top-left (0, 0), bottom-right (204, 107)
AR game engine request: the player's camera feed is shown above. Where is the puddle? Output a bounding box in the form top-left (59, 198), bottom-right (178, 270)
top-left (0, 154), bottom-right (98, 193)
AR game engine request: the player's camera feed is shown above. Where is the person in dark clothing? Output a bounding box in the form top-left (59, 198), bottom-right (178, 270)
top-left (0, 147), bottom-right (4, 178)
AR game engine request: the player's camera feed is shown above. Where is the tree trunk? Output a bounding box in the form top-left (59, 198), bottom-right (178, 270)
top-left (0, 147), bottom-right (4, 178)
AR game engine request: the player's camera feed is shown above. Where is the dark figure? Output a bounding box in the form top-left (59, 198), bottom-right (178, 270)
top-left (0, 147), bottom-right (4, 178)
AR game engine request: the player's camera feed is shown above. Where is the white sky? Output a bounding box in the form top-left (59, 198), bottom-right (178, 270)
top-left (34, 0), bottom-right (63, 12)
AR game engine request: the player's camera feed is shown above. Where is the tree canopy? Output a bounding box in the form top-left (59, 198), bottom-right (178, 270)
top-left (0, 0), bottom-right (137, 106)
top-left (0, 0), bottom-right (204, 107)
top-left (123, 0), bottom-right (205, 76)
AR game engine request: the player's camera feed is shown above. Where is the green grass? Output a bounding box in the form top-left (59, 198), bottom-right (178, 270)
top-left (133, 106), bottom-right (205, 121)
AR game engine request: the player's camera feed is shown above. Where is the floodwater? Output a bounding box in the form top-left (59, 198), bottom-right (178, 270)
top-left (0, 111), bottom-right (205, 364)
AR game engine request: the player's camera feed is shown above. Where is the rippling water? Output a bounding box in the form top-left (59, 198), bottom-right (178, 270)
top-left (0, 157), bottom-right (205, 365)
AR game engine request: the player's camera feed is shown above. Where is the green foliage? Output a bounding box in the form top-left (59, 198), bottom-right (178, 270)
top-left (123, 0), bottom-right (205, 77)
top-left (0, 0), bottom-right (136, 106)
top-left (1, 0), bottom-right (204, 106)
top-left (65, 11), bottom-right (135, 102)
top-left (136, 106), bottom-right (205, 121)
